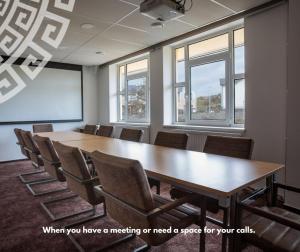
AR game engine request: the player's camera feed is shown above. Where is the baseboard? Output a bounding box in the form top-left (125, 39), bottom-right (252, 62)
top-left (0, 158), bottom-right (29, 164)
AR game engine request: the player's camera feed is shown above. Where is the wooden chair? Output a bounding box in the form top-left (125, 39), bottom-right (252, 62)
top-left (32, 124), bottom-right (53, 133)
top-left (96, 125), bottom-right (114, 137)
top-left (170, 135), bottom-right (253, 252)
top-left (119, 128), bottom-right (143, 142)
top-left (149, 131), bottom-right (188, 194)
top-left (91, 151), bottom-right (204, 252)
top-left (53, 142), bottom-right (105, 237)
top-left (83, 124), bottom-right (98, 135)
top-left (237, 183), bottom-right (300, 252)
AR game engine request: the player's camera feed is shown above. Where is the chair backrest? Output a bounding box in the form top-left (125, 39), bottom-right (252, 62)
top-left (97, 125), bottom-right (114, 137)
top-left (32, 124), bottom-right (53, 133)
top-left (154, 131), bottom-right (188, 149)
top-left (53, 141), bottom-right (99, 204)
top-left (21, 130), bottom-right (40, 154)
top-left (83, 124), bottom-right (98, 135)
top-left (91, 151), bottom-right (154, 235)
top-left (119, 128), bottom-right (143, 142)
top-left (33, 135), bottom-right (64, 181)
top-left (14, 128), bottom-right (29, 158)
top-left (203, 135), bottom-right (253, 159)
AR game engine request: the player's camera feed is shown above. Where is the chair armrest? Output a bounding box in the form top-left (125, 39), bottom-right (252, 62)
top-left (239, 203), bottom-right (300, 231)
top-left (274, 183), bottom-right (300, 194)
top-left (62, 169), bottom-right (99, 185)
top-left (94, 185), bottom-right (199, 219)
top-left (147, 194), bottom-right (200, 218)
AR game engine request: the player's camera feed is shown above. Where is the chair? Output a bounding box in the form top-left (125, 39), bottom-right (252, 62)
top-left (96, 125), bottom-right (114, 137)
top-left (18, 130), bottom-right (53, 184)
top-left (83, 124), bottom-right (98, 135)
top-left (32, 124), bottom-right (53, 133)
top-left (91, 151), bottom-right (204, 252)
top-left (237, 183), bottom-right (300, 252)
top-left (14, 128), bottom-right (30, 159)
top-left (53, 142), bottom-right (105, 237)
top-left (149, 131), bottom-right (188, 194)
top-left (170, 135), bottom-right (253, 252)
top-left (119, 128), bottom-right (143, 142)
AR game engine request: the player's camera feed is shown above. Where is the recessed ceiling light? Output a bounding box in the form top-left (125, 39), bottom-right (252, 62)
top-left (151, 22), bottom-right (164, 28)
top-left (81, 23), bottom-right (95, 29)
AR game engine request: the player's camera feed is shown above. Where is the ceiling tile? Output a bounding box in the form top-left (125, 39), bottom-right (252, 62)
top-left (72, 0), bottom-right (138, 23)
top-left (211, 0), bottom-right (271, 12)
top-left (179, 0), bottom-right (233, 27)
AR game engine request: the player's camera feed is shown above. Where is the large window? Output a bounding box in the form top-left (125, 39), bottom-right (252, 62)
top-left (118, 58), bottom-right (150, 122)
top-left (174, 26), bottom-right (245, 126)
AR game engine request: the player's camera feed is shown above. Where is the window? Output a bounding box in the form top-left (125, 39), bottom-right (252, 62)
top-left (118, 58), bottom-right (150, 122)
top-left (173, 26), bottom-right (245, 126)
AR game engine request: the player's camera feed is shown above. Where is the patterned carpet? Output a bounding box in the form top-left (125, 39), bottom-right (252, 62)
top-left (0, 160), bottom-right (261, 252)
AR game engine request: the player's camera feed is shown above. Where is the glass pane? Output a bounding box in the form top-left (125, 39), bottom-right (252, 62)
top-left (127, 77), bottom-right (147, 121)
top-left (234, 79), bottom-right (245, 124)
top-left (190, 61), bottom-right (226, 120)
top-left (175, 86), bottom-right (185, 122)
top-left (234, 29), bottom-right (245, 75)
top-left (127, 59), bottom-right (148, 76)
top-left (119, 65), bottom-right (125, 92)
top-left (176, 47), bottom-right (185, 83)
top-left (189, 34), bottom-right (228, 59)
top-left (119, 95), bottom-right (126, 121)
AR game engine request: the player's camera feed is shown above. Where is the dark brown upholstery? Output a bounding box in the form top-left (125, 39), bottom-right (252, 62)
top-left (33, 135), bottom-right (65, 182)
top-left (83, 124), bottom-right (98, 135)
top-left (91, 151), bottom-right (200, 247)
top-left (119, 128), bottom-right (143, 142)
top-left (32, 124), bottom-right (53, 133)
top-left (238, 183), bottom-right (300, 252)
top-left (203, 135), bottom-right (253, 159)
top-left (242, 207), bottom-right (300, 252)
top-left (53, 142), bottom-right (103, 206)
top-left (97, 125), bottom-right (114, 137)
top-left (21, 130), bottom-right (43, 167)
top-left (154, 131), bottom-right (188, 149)
top-left (14, 128), bottom-right (30, 158)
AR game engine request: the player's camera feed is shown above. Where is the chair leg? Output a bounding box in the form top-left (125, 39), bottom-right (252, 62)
top-left (134, 244), bottom-right (151, 252)
top-left (26, 179), bottom-right (65, 196)
top-left (41, 194), bottom-right (97, 221)
top-left (199, 196), bottom-right (207, 252)
top-left (19, 169), bottom-right (51, 184)
top-left (156, 182), bottom-right (160, 195)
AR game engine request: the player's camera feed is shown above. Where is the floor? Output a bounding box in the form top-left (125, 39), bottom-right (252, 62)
top-left (0, 160), bottom-right (261, 252)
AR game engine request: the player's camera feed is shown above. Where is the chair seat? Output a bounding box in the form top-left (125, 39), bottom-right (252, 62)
top-left (170, 186), bottom-right (256, 214)
top-left (242, 206), bottom-right (300, 252)
top-left (149, 194), bottom-right (199, 246)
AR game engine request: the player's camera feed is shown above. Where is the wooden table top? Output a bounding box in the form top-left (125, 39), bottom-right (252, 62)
top-left (36, 131), bottom-right (97, 142)
top-left (41, 131), bottom-right (284, 198)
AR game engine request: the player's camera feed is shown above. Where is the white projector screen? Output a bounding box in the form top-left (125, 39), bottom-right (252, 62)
top-left (0, 64), bottom-right (82, 124)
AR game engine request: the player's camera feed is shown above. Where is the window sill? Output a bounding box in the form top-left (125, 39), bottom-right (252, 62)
top-left (110, 122), bottom-right (150, 128)
top-left (163, 124), bottom-right (245, 135)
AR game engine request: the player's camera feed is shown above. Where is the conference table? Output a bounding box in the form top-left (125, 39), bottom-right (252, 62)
top-left (37, 131), bottom-right (284, 251)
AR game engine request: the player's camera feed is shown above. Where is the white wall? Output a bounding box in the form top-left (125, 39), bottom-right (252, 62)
top-left (244, 4), bottom-right (287, 182)
top-left (0, 65), bottom-right (99, 162)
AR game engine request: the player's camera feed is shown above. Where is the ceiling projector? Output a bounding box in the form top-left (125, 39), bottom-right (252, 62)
top-left (140, 0), bottom-right (185, 22)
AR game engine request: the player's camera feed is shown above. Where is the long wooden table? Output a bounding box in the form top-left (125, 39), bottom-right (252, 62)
top-left (38, 131), bottom-right (284, 251)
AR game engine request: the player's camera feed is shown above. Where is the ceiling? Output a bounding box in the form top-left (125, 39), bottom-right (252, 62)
top-left (5, 0), bottom-right (272, 66)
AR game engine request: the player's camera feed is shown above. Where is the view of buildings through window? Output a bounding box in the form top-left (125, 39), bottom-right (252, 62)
top-left (174, 27), bottom-right (245, 126)
top-left (118, 58), bottom-right (149, 122)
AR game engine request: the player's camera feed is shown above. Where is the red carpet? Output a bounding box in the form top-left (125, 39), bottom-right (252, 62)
top-left (0, 160), bottom-right (261, 252)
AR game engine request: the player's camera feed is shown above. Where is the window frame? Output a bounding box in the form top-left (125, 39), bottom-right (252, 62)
top-left (172, 24), bottom-right (245, 127)
top-left (117, 56), bottom-right (150, 123)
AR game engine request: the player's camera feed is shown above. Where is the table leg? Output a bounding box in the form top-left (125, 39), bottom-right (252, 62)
top-left (228, 193), bottom-right (238, 252)
top-left (266, 174), bottom-right (275, 206)
top-left (199, 196), bottom-right (207, 252)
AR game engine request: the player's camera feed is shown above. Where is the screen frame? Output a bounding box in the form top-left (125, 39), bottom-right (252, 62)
top-left (0, 57), bottom-right (83, 125)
